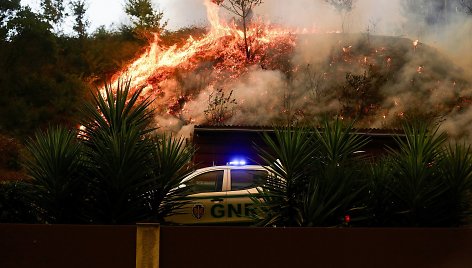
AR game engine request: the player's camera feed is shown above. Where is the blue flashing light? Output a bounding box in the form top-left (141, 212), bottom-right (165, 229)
top-left (228, 159), bottom-right (247, 166)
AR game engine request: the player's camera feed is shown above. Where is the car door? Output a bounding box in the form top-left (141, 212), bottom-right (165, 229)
top-left (167, 168), bottom-right (228, 224)
top-left (226, 167), bottom-right (268, 224)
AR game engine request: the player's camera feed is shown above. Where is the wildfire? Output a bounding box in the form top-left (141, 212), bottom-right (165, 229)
top-left (95, 0), bottom-right (468, 133)
top-left (108, 0), bottom-right (296, 101)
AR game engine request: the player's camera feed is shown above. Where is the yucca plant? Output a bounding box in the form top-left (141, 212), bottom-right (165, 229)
top-left (253, 119), bottom-right (369, 227)
top-left (253, 127), bottom-right (316, 227)
top-left (388, 121), bottom-right (448, 226)
top-left (302, 118), bottom-right (369, 226)
top-left (436, 142), bottom-right (472, 226)
top-left (79, 79), bottom-right (156, 224)
top-left (24, 126), bottom-right (85, 223)
top-left (147, 134), bottom-right (195, 222)
top-left (363, 156), bottom-right (397, 226)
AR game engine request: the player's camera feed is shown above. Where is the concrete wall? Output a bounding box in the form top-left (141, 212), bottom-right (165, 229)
top-left (2, 224), bottom-right (472, 268)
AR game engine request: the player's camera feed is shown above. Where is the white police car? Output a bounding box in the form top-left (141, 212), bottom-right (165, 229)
top-left (166, 162), bottom-right (268, 225)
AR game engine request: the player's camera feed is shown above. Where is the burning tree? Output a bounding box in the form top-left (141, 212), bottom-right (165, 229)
top-left (215, 0), bottom-right (263, 60)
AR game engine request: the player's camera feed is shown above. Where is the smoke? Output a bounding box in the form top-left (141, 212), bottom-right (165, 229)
top-left (144, 0), bottom-right (472, 141)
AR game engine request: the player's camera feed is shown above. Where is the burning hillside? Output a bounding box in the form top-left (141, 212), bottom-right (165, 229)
top-left (108, 0), bottom-right (472, 138)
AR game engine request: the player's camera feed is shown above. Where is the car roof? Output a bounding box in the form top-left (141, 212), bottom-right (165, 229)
top-left (194, 165), bottom-right (265, 171)
top-left (182, 165), bottom-right (267, 182)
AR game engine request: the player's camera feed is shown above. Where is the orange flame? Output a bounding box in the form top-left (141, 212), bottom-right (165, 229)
top-left (107, 0), bottom-right (297, 99)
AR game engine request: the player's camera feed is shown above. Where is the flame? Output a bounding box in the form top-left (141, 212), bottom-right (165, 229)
top-left (107, 0), bottom-right (297, 100)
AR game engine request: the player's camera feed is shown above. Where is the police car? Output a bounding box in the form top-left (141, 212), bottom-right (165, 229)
top-left (166, 161), bottom-right (268, 225)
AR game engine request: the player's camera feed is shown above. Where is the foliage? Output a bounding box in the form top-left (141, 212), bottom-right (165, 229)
top-left (363, 157), bottom-right (397, 226)
top-left (361, 121), bottom-right (472, 227)
top-left (387, 121), bottom-right (448, 226)
top-left (40, 0), bottom-right (66, 28)
top-left (124, 0), bottom-right (167, 39)
top-left (253, 127), bottom-right (316, 226)
top-left (78, 79), bottom-right (155, 224)
top-left (437, 143), bottom-right (472, 225)
top-left (24, 126), bottom-right (85, 223)
top-left (0, 5), bottom-right (89, 137)
top-left (147, 134), bottom-right (195, 222)
top-left (0, 0), bottom-right (20, 40)
top-left (303, 118), bottom-right (369, 226)
top-left (0, 180), bottom-right (36, 223)
top-left (253, 119), bottom-right (369, 227)
top-left (204, 89), bottom-right (237, 126)
top-left (70, 0), bottom-right (89, 39)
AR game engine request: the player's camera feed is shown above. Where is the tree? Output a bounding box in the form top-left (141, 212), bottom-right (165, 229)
top-left (40, 0), bottom-right (66, 32)
top-left (70, 0), bottom-right (89, 39)
top-left (124, 0), bottom-right (167, 36)
top-left (216, 0), bottom-right (263, 60)
top-left (0, 0), bottom-right (21, 40)
top-left (325, 0), bottom-right (355, 33)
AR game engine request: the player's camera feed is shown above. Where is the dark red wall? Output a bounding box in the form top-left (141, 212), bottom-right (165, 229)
top-left (160, 227), bottom-right (472, 268)
top-left (0, 224), bottom-right (136, 268)
top-left (3, 224), bottom-right (472, 268)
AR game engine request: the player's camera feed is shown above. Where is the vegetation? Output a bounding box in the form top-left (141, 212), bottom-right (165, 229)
top-left (124, 0), bottom-right (167, 39)
top-left (216, 0), bottom-right (263, 60)
top-left (1, 89), bottom-right (472, 227)
top-left (253, 119), bottom-right (369, 227)
top-left (1, 1), bottom-right (472, 227)
top-left (24, 126), bottom-right (85, 223)
top-left (252, 119), bottom-right (472, 227)
top-left (204, 89), bottom-right (237, 126)
top-left (0, 79), bottom-right (195, 224)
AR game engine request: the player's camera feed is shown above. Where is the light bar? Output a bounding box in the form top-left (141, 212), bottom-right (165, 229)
top-left (228, 159), bottom-right (247, 166)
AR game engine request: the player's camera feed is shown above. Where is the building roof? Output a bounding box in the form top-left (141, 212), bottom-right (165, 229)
top-left (194, 125), bottom-right (405, 137)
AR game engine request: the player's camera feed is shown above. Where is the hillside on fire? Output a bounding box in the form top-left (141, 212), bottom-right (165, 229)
top-left (0, 0), bottom-right (472, 182)
top-left (126, 31), bottom-right (471, 135)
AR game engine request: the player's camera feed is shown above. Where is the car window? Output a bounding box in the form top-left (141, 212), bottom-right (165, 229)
top-left (230, 169), bottom-right (268, 191)
top-left (189, 170), bottom-right (224, 193)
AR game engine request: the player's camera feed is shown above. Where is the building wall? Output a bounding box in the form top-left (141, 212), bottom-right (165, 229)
top-left (193, 126), bottom-right (400, 168)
